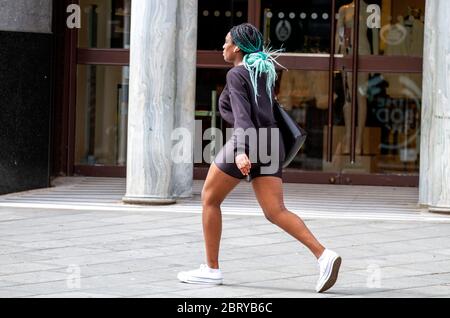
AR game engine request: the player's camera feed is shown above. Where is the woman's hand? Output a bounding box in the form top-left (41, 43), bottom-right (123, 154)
top-left (235, 153), bottom-right (251, 176)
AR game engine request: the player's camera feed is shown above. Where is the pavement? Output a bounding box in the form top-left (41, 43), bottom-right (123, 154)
top-left (0, 178), bottom-right (450, 298)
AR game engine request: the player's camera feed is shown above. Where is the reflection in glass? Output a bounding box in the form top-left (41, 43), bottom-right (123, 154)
top-left (369, 72), bottom-right (421, 174)
top-left (260, 0), bottom-right (332, 53)
top-left (334, 1), bottom-right (374, 159)
top-left (195, 69), bottom-right (229, 166)
top-left (198, 0), bottom-right (248, 50)
top-left (353, 0), bottom-right (425, 57)
top-left (276, 70), bottom-right (330, 170)
top-left (328, 71), bottom-right (421, 175)
top-left (75, 65), bottom-right (129, 166)
top-left (335, 0), bottom-right (379, 56)
top-left (78, 0), bottom-right (131, 49)
top-left (328, 69), bottom-right (379, 174)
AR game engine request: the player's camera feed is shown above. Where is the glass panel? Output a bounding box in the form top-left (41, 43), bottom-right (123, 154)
top-left (276, 70), bottom-right (330, 170)
top-left (198, 0), bottom-right (248, 51)
top-left (196, 68), bottom-right (330, 170)
top-left (75, 65), bottom-right (129, 166)
top-left (330, 69), bottom-right (380, 174)
top-left (329, 71), bottom-right (421, 175)
top-left (260, 0), bottom-right (333, 53)
top-left (350, 0), bottom-right (425, 56)
top-left (195, 69), bottom-right (228, 166)
top-left (367, 71), bottom-right (421, 174)
top-left (335, 0), bottom-right (357, 55)
top-left (78, 0), bottom-right (131, 49)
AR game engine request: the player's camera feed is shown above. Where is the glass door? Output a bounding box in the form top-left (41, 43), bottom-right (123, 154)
top-left (257, 0), bottom-right (424, 185)
top-left (74, 0), bottom-right (131, 176)
top-left (329, 0), bottom-right (424, 186)
top-left (258, 0), bottom-right (339, 184)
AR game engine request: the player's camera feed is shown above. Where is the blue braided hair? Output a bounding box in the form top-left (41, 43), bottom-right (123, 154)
top-left (230, 23), bottom-right (286, 105)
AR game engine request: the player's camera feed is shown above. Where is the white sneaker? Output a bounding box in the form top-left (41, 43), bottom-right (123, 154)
top-left (177, 264), bottom-right (223, 285)
top-left (315, 249), bottom-right (342, 293)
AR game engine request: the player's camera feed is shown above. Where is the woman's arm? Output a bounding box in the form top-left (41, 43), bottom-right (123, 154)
top-left (226, 69), bottom-right (254, 176)
top-left (226, 69), bottom-right (256, 157)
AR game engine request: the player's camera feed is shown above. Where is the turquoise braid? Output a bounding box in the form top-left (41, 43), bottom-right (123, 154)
top-left (230, 23), bottom-right (286, 105)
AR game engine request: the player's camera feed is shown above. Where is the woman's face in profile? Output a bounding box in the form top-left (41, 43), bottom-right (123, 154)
top-left (222, 32), bottom-right (239, 63)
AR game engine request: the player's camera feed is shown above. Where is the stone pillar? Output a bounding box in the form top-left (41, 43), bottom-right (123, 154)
top-left (419, 0), bottom-right (450, 212)
top-left (123, 0), bottom-right (198, 204)
top-left (171, 0), bottom-right (198, 198)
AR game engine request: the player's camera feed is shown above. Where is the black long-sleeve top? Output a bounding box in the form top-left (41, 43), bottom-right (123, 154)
top-left (218, 65), bottom-right (278, 156)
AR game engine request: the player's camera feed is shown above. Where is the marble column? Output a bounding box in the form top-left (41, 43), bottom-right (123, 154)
top-left (419, 0), bottom-right (450, 212)
top-left (123, 0), bottom-right (198, 205)
top-left (170, 0), bottom-right (198, 198)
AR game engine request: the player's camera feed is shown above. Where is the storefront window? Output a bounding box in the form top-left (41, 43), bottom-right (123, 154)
top-left (195, 69), bottom-right (229, 165)
top-left (334, 0), bottom-right (425, 57)
top-left (78, 0), bottom-right (131, 49)
top-left (71, 0), bottom-right (426, 184)
top-left (75, 65), bottom-right (129, 166)
top-left (198, 0), bottom-right (248, 50)
top-left (326, 70), bottom-right (421, 175)
top-left (374, 74), bottom-right (421, 174)
top-left (276, 70), bottom-right (330, 170)
top-left (260, 0), bottom-right (333, 53)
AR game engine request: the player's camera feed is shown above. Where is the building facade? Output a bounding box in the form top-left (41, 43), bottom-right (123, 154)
top-left (1, 0), bottom-right (449, 211)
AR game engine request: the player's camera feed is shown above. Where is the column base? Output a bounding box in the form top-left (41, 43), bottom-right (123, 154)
top-left (122, 196), bottom-right (177, 205)
top-left (429, 205), bottom-right (450, 213)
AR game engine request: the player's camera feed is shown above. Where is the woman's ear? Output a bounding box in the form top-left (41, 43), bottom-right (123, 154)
top-left (233, 46), bottom-right (241, 53)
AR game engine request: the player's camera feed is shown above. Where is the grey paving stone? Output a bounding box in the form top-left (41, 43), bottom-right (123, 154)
top-left (0, 287), bottom-right (47, 298)
top-left (341, 275), bottom-right (442, 291)
top-left (34, 252), bottom-right (147, 267)
top-left (247, 291), bottom-right (333, 298)
top-left (393, 261), bottom-right (450, 275)
top-left (27, 246), bottom-right (107, 258)
top-left (237, 277), bottom-right (318, 295)
top-left (224, 269), bottom-right (299, 285)
top-left (0, 271), bottom-right (69, 284)
top-left (131, 292), bottom-right (185, 298)
top-left (61, 272), bottom-right (167, 290)
top-left (0, 252), bottom-right (52, 264)
top-left (400, 285), bottom-right (450, 297)
top-left (355, 290), bottom-right (431, 298)
top-left (1, 197), bottom-right (450, 298)
top-left (170, 285), bottom-right (271, 298)
top-left (0, 280), bottom-right (22, 288)
top-left (29, 292), bottom-right (120, 298)
top-left (0, 280), bottom-right (79, 295)
top-left (0, 262), bottom-right (65, 275)
top-left (85, 282), bottom-right (200, 297)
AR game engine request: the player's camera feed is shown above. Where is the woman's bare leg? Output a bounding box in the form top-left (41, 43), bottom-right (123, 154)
top-left (201, 162), bottom-right (241, 269)
top-left (251, 176), bottom-right (325, 259)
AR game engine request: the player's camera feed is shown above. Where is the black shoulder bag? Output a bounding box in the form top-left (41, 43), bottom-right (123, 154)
top-left (272, 99), bottom-right (308, 168)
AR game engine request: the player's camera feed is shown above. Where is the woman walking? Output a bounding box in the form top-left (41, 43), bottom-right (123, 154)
top-left (178, 23), bottom-right (341, 293)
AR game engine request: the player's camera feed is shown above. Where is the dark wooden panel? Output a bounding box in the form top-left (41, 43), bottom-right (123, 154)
top-left (340, 174), bottom-right (419, 187)
top-left (358, 56), bottom-right (423, 73)
top-left (74, 165), bottom-right (126, 178)
top-left (77, 48), bottom-right (130, 65)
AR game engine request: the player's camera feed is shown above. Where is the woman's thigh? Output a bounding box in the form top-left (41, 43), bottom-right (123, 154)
top-left (251, 176), bottom-right (286, 215)
top-left (202, 162), bottom-right (241, 206)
